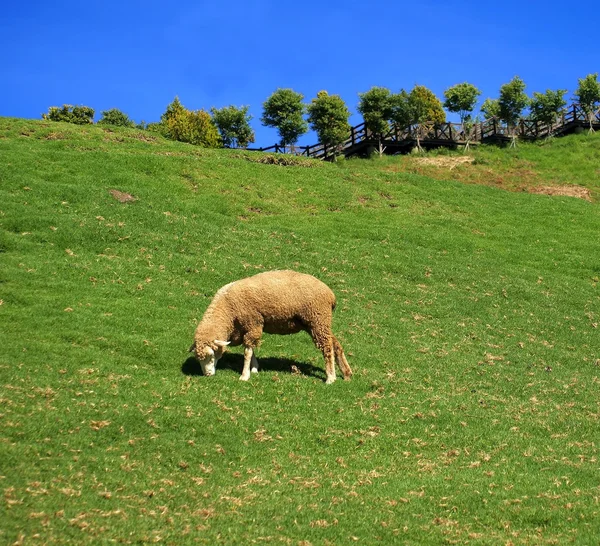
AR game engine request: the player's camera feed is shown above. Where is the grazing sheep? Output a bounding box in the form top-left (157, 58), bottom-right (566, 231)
top-left (190, 270), bottom-right (352, 383)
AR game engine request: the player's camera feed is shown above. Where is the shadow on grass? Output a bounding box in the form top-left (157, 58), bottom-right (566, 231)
top-left (181, 353), bottom-right (324, 380)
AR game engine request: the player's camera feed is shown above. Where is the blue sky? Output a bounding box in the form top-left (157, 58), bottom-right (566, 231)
top-left (1, 0), bottom-right (597, 147)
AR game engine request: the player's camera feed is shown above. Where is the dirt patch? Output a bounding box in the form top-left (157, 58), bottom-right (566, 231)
top-left (412, 156), bottom-right (474, 169)
top-left (529, 185), bottom-right (592, 201)
top-left (45, 132), bottom-right (65, 140)
top-left (130, 132), bottom-right (158, 143)
top-left (242, 154), bottom-right (318, 168)
top-left (109, 189), bottom-right (137, 203)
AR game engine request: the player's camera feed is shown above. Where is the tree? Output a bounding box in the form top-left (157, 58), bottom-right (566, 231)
top-left (388, 89), bottom-right (412, 129)
top-left (409, 85), bottom-right (446, 125)
top-left (210, 105), bottom-right (255, 148)
top-left (42, 104), bottom-right (94, 124)
top-left (481, 98), bottom-right (500, 120)
top-left (306, 91), bottom-right (351, 156)
top-left (160, 97), bottom-right (221, 148)
top-left (498, 76), bottom-right (530, 147)
top-left (98, 108), bottom-right (135, 128)
top-left (408, 85), bottom-right (446, 152)
top-left (574, 73), bottom-right (600, 132)
top-left (443, 83), bottom-right (482, 151)
top-left (529, 89), bottom-right (567, 137)
top-left (261, 89), bottom-right (308, 151)
top-left (357, 87), bottom-right (393, 156)
top-left (443, 83), bottom-right (481, 124)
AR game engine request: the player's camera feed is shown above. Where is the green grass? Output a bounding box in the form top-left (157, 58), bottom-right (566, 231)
top-left (1, 117), bottom-right (599, 544)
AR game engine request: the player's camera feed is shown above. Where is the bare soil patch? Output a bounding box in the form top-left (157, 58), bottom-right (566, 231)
top-left (109, 189), bottom-right (137, 203)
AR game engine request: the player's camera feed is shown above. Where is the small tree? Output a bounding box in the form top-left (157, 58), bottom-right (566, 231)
top-left (574, 73), bottom-right (600, 132)
top-left (42, 104), bottom-right (95, 124)
top-left (498, 76), bottom-right (530, 147)
top-left (443, 82), bottom-right (481, 151)
top-left (306, 91), bottom-right (351, 156)
top-left (388, 89), bottom-right (412, 129)
top-left (443, 83), bottom-right (482, 124)
top-left (210, 105), bottom-right (255, 148)
top-left (357, 86), bottom-right (393, 156)
top-left (160, 97), bottom-right (221, 148)
top-left (481, 98), bottom-right (500, 120)
top-left (98, 108), bottom-right (135, 128)
top-left (529, 89), bottom-right (567, 137)
top-left (408, 85), bottom-right (446, 152)
top-left (261, 89), bottom-right (308, 151)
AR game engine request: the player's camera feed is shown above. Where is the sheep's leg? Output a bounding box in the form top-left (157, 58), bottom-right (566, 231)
top-left (241, 328), bottom-right (262, 381)
top-left (332, 334), bottom-right (352, 380)
top-left (309, 326), bottom-right (336, 384)
top-left (324, 348), bottom-right (336, 384)
top-left (250, 353), bottom-right (259, 374)
top-left (241, 347), bottom-right (253, 381)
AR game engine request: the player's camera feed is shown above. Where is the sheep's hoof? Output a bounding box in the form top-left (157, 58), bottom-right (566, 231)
top-left (251, 367), bottom-right (259, 374)
top-left (325, 377), bottom-right (336, 385)
top-left (239, 374), bottom-right (251, 381)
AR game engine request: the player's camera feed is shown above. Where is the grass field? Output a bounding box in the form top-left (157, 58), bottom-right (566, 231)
top-left (1, 117), bottom-right (599, 544)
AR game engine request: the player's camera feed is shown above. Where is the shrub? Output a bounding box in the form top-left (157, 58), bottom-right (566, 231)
top-left (42, 104), bottom-right (95, 124)
top-left (98, 108), bottom-right (135, 128)
top-left (160, 97), bottom-right (222, 148)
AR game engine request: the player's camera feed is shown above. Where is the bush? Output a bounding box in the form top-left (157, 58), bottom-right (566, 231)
top-left (160, 97), bottom-right (222, 148)
top-left (42, 104), bottom-right (95, 124)
top-left (98, 108), bottom-right (135, 128)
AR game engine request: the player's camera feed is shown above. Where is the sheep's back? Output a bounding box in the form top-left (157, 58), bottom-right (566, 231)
top-left (221, 270), bottom-right (335, 320)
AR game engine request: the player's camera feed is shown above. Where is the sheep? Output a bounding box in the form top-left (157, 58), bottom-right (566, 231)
top-left (189, 270), bottom-right (353, 383)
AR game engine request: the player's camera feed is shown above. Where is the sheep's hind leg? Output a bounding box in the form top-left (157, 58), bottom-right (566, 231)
top-left (309, 326), bottom-right (336, 384)
top-left (324, 349), bottom-right (336, 385)
top-left (332, 334), bottom-right (352, 380)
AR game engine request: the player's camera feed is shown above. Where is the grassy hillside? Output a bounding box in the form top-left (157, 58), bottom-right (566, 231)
top-left (1, 117), bottom-right (599, 545)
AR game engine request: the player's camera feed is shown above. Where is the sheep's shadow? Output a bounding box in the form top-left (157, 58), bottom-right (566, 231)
top-left (181, 353), bottom-right (324, 380)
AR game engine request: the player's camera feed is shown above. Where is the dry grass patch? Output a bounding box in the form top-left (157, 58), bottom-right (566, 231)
top-left (529, 185), bottom-right (592, 201)
top-left (388, 154), bottom-right (594, 200)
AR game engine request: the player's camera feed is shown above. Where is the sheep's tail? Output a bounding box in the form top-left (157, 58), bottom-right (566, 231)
top-left (331, 334), bottom-right (352, 380)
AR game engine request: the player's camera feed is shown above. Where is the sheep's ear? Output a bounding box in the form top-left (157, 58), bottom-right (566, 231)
top-left (214, 339), bottom-right (230, 348)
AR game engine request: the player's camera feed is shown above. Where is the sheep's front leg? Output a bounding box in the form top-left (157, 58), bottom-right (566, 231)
top-left (241, 327), bottom-right (262, 381)
top-left (241, 346), bottom-right (254, 381)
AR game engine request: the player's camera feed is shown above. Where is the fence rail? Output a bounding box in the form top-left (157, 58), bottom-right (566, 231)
top-left (245, 103), bottom-right (600, 161)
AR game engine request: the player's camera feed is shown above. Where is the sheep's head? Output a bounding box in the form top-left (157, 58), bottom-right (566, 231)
top-left (192, 339), bottom-right (230, 377)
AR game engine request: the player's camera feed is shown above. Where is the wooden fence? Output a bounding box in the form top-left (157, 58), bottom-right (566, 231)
top-left (246, 103), bottom-right (600, 160)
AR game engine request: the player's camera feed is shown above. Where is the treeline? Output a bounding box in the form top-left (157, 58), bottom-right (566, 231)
top-left (42, 73), bottom-right (600, 153)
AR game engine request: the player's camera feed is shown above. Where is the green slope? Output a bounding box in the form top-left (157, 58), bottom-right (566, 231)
top-left (1, 117), bottom-right (599, 544)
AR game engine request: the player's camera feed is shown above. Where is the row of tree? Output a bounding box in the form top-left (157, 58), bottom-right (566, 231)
top-left (42, 73), bottom-right (600, 153)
